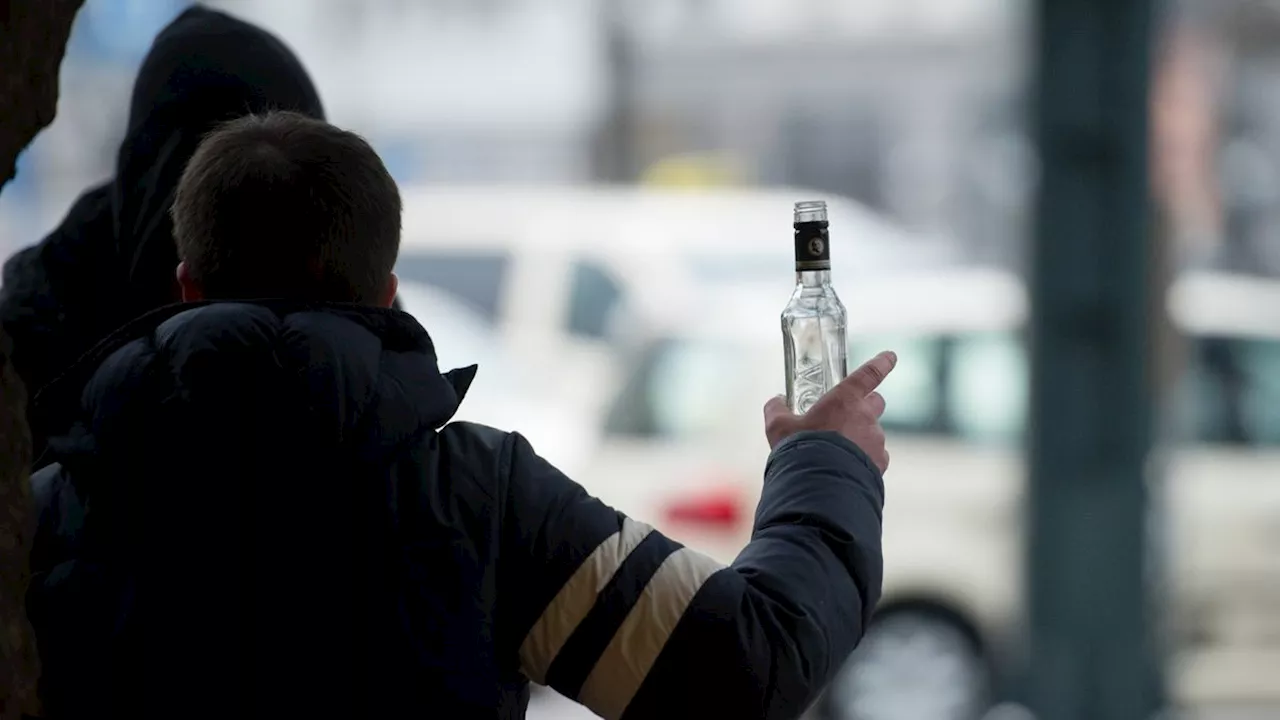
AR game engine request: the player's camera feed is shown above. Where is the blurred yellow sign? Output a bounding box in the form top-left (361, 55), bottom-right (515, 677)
top-left (641, 153), bottom-right (746, 188)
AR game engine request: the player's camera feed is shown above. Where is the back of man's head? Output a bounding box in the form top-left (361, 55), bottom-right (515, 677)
top-left (172, 111), bottom-right (401, 305)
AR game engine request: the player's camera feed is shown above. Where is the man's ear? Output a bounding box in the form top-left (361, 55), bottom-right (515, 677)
top-left (176, 262), bottom-right (203, 302)
top-left (381, 273), bottom-right (399, 309)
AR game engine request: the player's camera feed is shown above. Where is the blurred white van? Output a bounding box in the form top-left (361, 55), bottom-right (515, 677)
top-left (575, 266), bottom-right (1280, 720)
top-left (393, 279), bottom-right (596, 477)
top-left (395, 185), bottom-right (958, 719)
top-left (394, 184), bottom-right (957, 422)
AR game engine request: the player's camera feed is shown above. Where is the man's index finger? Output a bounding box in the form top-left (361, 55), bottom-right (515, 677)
top-left (840, 350), bottom-right (897, 397)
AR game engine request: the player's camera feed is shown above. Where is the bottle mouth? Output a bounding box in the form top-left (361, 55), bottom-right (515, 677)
top-left (794, 200), bottom-right (828, 224)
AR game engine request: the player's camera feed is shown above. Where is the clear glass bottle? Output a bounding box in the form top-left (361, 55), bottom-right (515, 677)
top-left (782, 200), bottom-right (849, 414)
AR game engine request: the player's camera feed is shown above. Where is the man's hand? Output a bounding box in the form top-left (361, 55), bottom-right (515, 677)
top-left (764, 351), bottom-right (897, 473)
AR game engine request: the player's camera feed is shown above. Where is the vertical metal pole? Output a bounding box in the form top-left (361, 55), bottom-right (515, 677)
top-left (1027, 0), bottom-right (1167, 718)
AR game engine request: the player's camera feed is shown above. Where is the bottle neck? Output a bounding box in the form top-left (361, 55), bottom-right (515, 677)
top-left (795, 269), bottom-right (832, 287)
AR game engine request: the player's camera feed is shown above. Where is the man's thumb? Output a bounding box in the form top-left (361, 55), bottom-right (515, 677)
top-left (764, 395), bottom-right (797, 449)
top-left (763, 395), bottom-right (794, 427)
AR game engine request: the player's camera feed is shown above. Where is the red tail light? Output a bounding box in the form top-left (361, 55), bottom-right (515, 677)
top-left (663, 487), bottom-right (744, 528)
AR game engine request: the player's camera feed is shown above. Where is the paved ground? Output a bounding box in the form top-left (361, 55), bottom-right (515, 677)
top-left (525, 691), bottom-right (1280, 720)
top-left (526, 689), bottom-right (599, 719)
top-left (1186, 710), bottom-right (1280, 720)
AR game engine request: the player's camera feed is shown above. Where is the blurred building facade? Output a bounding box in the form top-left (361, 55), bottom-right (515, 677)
top-left (1198, 0), bottom-right (1280, 276)
top-left (0, 0), bottom-right (1031, 266)
top-left (3, 0), bottom-right (1280, 280)
top-left (603, 0), bottom-right (1031, 269)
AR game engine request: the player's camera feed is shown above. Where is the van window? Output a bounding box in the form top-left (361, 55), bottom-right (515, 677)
top-left (1186, 336), bottom-right (1280, 446)
top-left (603, 338), bottom-right (740, 439)
top-left (394, 251), bottom-right (510, 324)
top-left (946, 332), bottom-right (1029, 444)
top-left (565, 260), bottom-right (623, 340)
top-left (850, 332), bottom-right (1028, 442)
top-left (602, 343), bottom-right (662, 438)
top-left (848, 335), bottom-right (946, 434)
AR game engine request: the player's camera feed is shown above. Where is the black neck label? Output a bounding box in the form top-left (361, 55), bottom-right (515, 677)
top-left (794, 220), bottom-right (830, 270)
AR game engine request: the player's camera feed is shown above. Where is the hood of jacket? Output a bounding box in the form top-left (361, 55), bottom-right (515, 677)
top-left (32, 301), bottom-right (475, 488)
top-left (111, 4), bottom-right (326, 319)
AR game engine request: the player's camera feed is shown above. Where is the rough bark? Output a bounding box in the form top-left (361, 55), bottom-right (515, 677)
top-left (0, 0), bottom-right (85, 185)
top-left (0, 1), bottom-right (87, 717)
top-left (0, 329), bottom-right (36, 720)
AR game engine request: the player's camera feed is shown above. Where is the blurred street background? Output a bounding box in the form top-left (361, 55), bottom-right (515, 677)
top-left (4, 1), bottom-right (1280, 719)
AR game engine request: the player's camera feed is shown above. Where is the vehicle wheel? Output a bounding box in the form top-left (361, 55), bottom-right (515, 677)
top-left (824, 607), bottom-right (992, 720)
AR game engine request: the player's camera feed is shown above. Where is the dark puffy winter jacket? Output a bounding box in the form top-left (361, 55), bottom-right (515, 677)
top-left (27, 300), bottom-right (884, 719)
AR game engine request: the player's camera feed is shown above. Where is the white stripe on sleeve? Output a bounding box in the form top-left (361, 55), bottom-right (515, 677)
top-left (519, 517), bottom-right (654, 684)
top-left (576, 546), bottom-right (728, 720)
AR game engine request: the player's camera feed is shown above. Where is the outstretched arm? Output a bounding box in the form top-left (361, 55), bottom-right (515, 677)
top-left (499, 429), bottom-right (883, 720)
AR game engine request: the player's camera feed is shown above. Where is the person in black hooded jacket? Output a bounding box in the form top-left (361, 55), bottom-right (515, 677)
top-left (26, 111), bottom-right (895, 719)
top-left (0, 4), bottom-right (328, 467)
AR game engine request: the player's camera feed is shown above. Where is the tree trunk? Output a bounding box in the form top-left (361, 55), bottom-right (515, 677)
top-left (0, 330), bottom-right (36, 720)
top-left (0, 0), bottom-right (86, 185)
top-left (0, 1), bottom-right (86, 717)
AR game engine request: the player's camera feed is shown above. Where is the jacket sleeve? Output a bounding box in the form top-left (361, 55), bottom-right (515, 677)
top-left (500, 429), bottom-right (884, 720)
